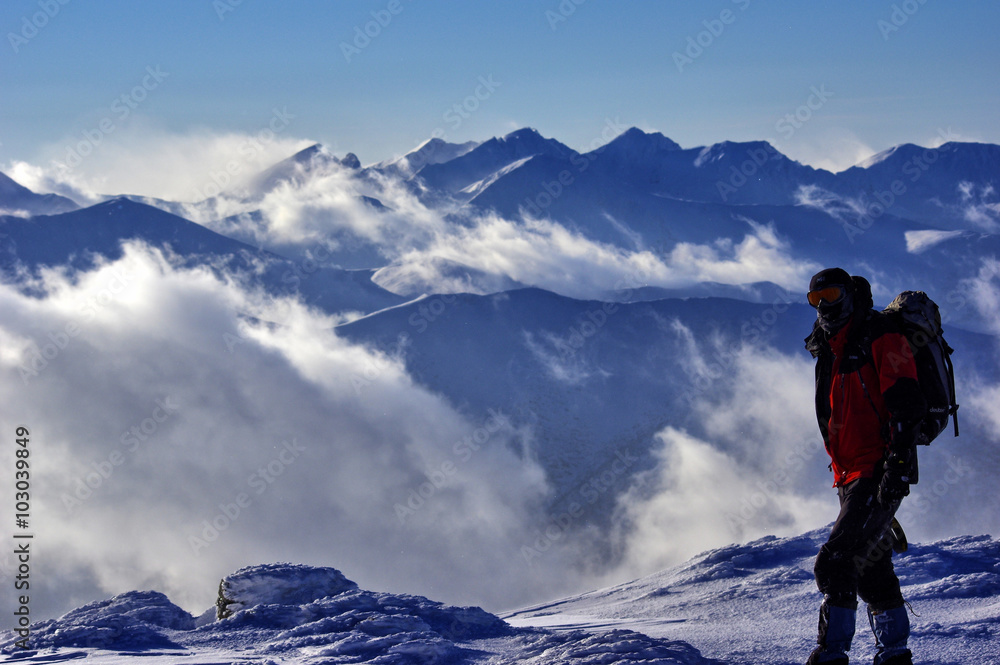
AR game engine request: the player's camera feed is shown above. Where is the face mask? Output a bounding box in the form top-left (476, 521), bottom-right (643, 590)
top-left (815, 289), bottom-right (854, 334)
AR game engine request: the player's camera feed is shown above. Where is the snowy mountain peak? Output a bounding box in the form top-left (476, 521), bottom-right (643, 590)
top-left (0, 170), bottom-right (34, 198)
top-left (374, 137), bottom-right (481, 178)
top-left (482, 127), bottom-right (573, 158)
top-left (290, 142), bottom-right (325, 162)
top-left (87, 196), bottom-right (162, 218)
top-left (414, 128), bottom-right (573, 196)
top-left (8, 532), bottom-right (998, 663)
top-left (0, 197), bottom-right (270, 273)
top-left (0, 170), bottom-right (79, 216)
top-left (237, 142), bottom-right (352, 198)
top-left (849, 140), bottom-right (1000, 174)
top-left (598, 127), bottom-right (683, 157)
top-left (499, 126), bottom-right (546, 144)
top-left (279, 142), bottom-right (358, 171)
top-left (341, 151), bottom-right (362, 169)
top-left (693, 139), bottom-right (786, 167)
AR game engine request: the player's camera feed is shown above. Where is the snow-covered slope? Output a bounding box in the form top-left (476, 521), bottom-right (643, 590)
top-left (4, 531), bottom-right (997, 664)
top-left (415, 128), bottom-right (576, 199)
top-left (836, 141), bottom-right (1000, 227)
top-left (373, 137), bottom-right (481, 179)
top-left (506, 528), bottom-right (1000, 665)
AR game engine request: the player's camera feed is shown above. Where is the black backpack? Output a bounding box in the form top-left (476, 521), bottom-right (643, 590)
top-left (881, 291), bottom-right (959, 445)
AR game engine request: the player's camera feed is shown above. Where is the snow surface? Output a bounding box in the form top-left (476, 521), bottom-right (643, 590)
top-left (1, 562), bottom-right (718, 664)
top-left (506, 528), bottom-right (1000, 664)
top-left (3, 531), bottom-right (998, 664)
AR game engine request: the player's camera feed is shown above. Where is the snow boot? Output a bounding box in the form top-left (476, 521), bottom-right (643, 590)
top-left (868, 604), bottom-right (911, 665)
top-left (807, 601), bottom-right (856, 664)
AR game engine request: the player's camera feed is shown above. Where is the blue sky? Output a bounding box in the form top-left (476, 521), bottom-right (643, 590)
top-left (2, 0), bottom-right (998, 191)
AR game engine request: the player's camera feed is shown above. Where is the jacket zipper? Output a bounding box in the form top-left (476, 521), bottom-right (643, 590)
top-left (832, 374), bottom-right (848, 484)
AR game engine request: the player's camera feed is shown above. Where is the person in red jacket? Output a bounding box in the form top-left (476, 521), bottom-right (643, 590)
top-left (803, 268), bottom-right (926, 665)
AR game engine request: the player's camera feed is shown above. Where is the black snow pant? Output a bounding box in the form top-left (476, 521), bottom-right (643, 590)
top-left (814, 477), bottom-right (905, 612)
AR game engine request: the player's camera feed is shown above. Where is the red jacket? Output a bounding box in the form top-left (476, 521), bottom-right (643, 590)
top-left (807, 311), bottom-right (924, 487)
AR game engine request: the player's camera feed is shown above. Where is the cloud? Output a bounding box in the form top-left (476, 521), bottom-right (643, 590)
top-left (776, 128), bottom-right (878, 173)
top-left (8, 117), bottom-right (313, 203)
top-left (962, 257), bottom-right (1000, 335)
top-left (0, 242), bottom-right (586, 625)
top-left (904, 229), bottom-right (964, 253)
top-left (383, 212), bottom-right (817, 300)
top-left (522, 330), bottom-right (608, 385)
top-left (607, 339), bottom-right (834, 578)
top-left (1, 242), bottom-right (997, 631)
top-left (604, 319), bottom-right (1000, 583)
top-left (145, 154), bottom-right (820, 300)
top-left (794, 184), bottom-right (867, 223)
top-left (954, 181), bottom-right (1000, 232)
top-left (8, 124), bottom-right (821, 306)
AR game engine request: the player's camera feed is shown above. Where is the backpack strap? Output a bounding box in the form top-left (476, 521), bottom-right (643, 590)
top-left (943, 338), bottom-right (960, 436)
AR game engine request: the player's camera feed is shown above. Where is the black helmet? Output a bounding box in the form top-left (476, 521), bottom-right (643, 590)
top-left (808, 268), bottom-right (856, 333)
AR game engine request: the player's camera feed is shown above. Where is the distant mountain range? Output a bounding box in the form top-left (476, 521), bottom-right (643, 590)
top-left (2, 127), bottom-right (996, 572)
top-left (0, 170), bottom-right (78, 217)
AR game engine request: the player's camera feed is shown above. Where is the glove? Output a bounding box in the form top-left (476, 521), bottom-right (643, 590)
top-left (878, 451), bottom-right (911, 506)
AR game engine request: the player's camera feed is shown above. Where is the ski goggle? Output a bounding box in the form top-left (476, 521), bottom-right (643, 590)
top-left (807, 286), bottom-right (846, 308)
